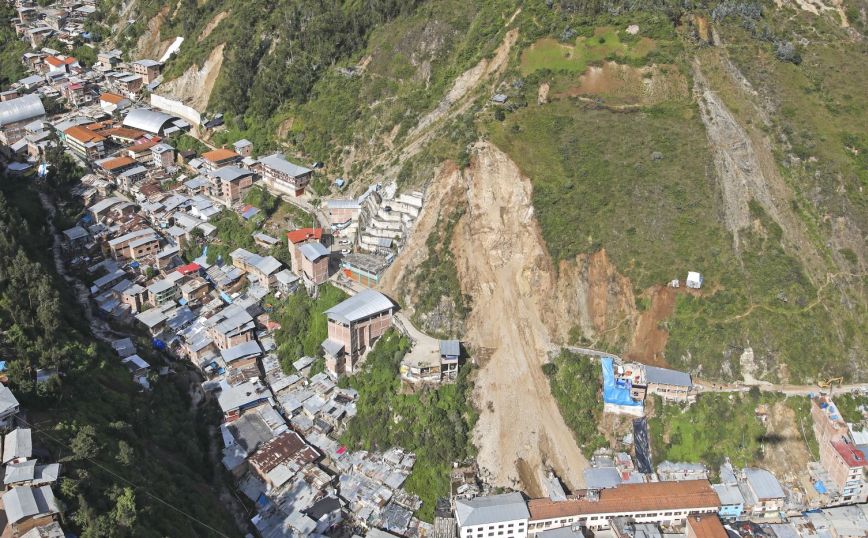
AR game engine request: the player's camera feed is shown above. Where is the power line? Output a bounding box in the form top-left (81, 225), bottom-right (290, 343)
top-left (15, 415), bottom-right (235, 538)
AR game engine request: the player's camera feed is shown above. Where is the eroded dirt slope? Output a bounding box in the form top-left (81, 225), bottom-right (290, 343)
top-left (450, 143), bottom-right (589, 492)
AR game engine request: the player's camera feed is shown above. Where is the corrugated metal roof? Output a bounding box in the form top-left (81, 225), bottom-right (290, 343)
top-left (440, 339), bottom-right (460, 358)
top-left (744, 467), bottom-right (785, 500)
top-left (2, 485), bottom-right (58, 525)
top-left (324, 289), bottom-right (393, 324)
top-left (123, 108), bottom-right (176, 133)
top-left (3, 428), bottom-right (32, 463)
top-left (0, 94), bottom-right (45, 127)
top-left (299, 241), bottom-right (329, 261)
top-left (455, 492), bottom-right (529, 526)
top-left (211, 166), bottom-right (252, 182)
top-left (0, 385), bottom-right (18, 416)
top-left (221, 340), bottom-right (262, 363)
top-left (321, 339), bottom-right (344, 357)
top-left (259, 152), bottom-right (311, 178)
top-left (644, 365), bottom-right (692, 387)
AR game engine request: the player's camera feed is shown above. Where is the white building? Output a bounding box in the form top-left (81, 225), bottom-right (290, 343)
top-left (456, 492), bottom-right (529, 538)
top-left (686, 271), bottom-right (703, 289)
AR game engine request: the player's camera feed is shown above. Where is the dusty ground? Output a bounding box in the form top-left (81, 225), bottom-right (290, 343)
top-left (624, 285), bottom-right (675, 366)
top-left (761, 401), bottom-right (814, 485)
top-left (133, 5), bottom-right (175, 60)
top-left (160, 43), bottom-right (225, 112)
top-left (450, 142), bottom-right (589, 493)
top-left (548, 250), bottom-right (637, 351)
top-left (693, 55), bottom-right (825, 284)
top-left (555, 62), bottom-right (688, 107)
top-left (199, 11), bottom-right (229, 42)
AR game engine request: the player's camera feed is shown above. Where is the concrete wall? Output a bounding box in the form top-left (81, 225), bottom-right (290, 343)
top-left (150, 93), bottom-right (201, 126)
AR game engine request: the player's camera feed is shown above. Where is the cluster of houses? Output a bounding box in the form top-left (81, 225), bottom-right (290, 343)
top-left (448, 446), bottom-right (867, 538)
top-left (0, 385), bottom-right (65, 538)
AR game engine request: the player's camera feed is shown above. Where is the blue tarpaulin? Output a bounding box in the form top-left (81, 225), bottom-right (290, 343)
top-left (152, 338), bottom-right (166, 350)
top-left (814, 481), bottom-right (828, 494)
top-left (602, 357), bottom-right (642, 407)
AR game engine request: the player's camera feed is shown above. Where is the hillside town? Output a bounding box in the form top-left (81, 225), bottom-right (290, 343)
top-left (0, 2), bottom-right (866, 538)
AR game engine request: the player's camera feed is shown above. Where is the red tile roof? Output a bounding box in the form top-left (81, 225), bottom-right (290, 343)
top-left (528, 480), bottom-right (719, 521)
top-left (286, 228), bottom-right (323, 244)
top-left (100, 92), bottom-right (126, 104)
top-left (833, 440), bottom-right (867, 467)
top-left (687, 514), bottom-right (728, 538)
top-left (44, 55), bottom-right (64, 67)
top-left (177, 263), bottom-right (201, 275)
top-left (65, 125), bottom-right (105, 144)
top-left (201, 148), bottom-right (239, 163)
top-left (99, 156), bottom-right (136, 171)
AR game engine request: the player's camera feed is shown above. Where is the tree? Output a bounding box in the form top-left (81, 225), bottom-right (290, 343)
top-left (113, 487), bottom-right (137, 528)
top-left (70, 425), bottom-right (100, 460)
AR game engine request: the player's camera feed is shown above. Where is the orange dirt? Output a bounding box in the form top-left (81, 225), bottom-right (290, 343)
top-left (624, 285), bottom-right (676, 366)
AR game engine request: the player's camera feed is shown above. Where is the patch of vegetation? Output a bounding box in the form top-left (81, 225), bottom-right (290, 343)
top-left (831, 393), bottom-right (868, 425)
top-left (490, 99), bottom-right (729, 290)
top-left (649, 391), bottom-right (786, 470)
top-left (243, 186), bottom-right (279, 216)
top-left (339, 330), bottom-right (477, 522)
top-left (666, 204), bottom-right (853, 383)
top-left (269, 284), bottom-right (349, 372)
top-left (0, 4), bottom-right (28, 88)
top-left (204, 209), bottom-right (260, 264)
top-left (168, 133), bottom-right (210, 155)
top-left (520, 28), bottom-right (656, 76)
top-left (544, 350), bottom-right (607, 458)
top-left (0, 171), bottom-right (240, 537)
top-left (411, 206), bottom-right (470, 338)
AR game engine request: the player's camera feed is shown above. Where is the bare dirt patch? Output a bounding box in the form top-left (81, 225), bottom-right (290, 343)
top-left (624, 285), bottom-right (675, 366)
top-left (451, 142), bottom-right (589, 493)
top-left (761, 401), bottom-right (813, 485)
top-left (199, 10), bottom-right (229, 42)
top-left (134, 5), bottom-right (175, 60)
top-left (160, 43), bottom-right (225, 112)
top-left (555, 62), bottom-right (688, 106)
top-left (548, 250), bottom-right (637, 351)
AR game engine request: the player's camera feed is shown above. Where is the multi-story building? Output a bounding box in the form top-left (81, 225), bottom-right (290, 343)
top-left (811, 395), bottom-right (868, 503)
top-left (229, 248), bottom-right (283, 288)
top-left (287, 228), bottom-right (324, 274)
top-left (107, 228), bottom-right (161, 260)
top-left (0, 94), bottom-right (46, 145)
top-left (132, 59), bottom-right (161, 84)
top-left (147, 278), bottom-right (181, 307)
top-left (206, 305), bottom-right (256, 350)
top-left (737, 468), bottom-right (785, 518)
top-left (206, 167), bottom-right (255, 206)
top-left (526, 480), bottom-right (720, 534)
top-left (258, 153), bottom-right (312, 197)
top-left (201, 148), bottom-right (241, 170)
top-left (64, 124), bottom-right (106, 160)
top-left (298, 242), bottom-right (330, 285)
top-left (99, 92), bottom-right (131, 114)
top-left (321, 290), bottom-right (394, 377)
top-left (151, 143), bottom-right (175, 169)
top-left (456, 493), bottom-right (530, 538)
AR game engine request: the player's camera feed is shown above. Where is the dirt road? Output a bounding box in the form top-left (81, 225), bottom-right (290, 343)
top-left (452, 143), bottom-right (588, 493)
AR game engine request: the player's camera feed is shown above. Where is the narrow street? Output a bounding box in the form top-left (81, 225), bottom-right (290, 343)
top-left (38, 191), bottom-right (124, 343)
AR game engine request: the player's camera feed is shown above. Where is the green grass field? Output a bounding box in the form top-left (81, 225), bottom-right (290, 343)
top-left (520, 28), bottom-right (656, 76)
top-left (490, 99), bottom-right (730, 291)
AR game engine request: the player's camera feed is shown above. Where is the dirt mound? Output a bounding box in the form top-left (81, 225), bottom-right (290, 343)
top-left (134, 5), bottom-right (175, 60)
top-left (762, 401), bottom-right (813, 485)
top-left (451, 142), bottom-right (589, 493)
top-left (547, 250), bottom-right (637, 350)
top-left (380, 161), bottom-right (464, 311)
top-left (624, 285), bottom-right (676, 366)
top-left (556, 62), bottom-right (688, 106)
top-left (160, 43), bottom-right (225, 112)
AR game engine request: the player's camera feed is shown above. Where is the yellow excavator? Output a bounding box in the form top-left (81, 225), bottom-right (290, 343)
top-left (817, 375), bottom-right (844, 397)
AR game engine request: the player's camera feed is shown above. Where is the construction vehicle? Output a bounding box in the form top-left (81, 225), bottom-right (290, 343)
top-left (818, 375), bottom-right (844, 397)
